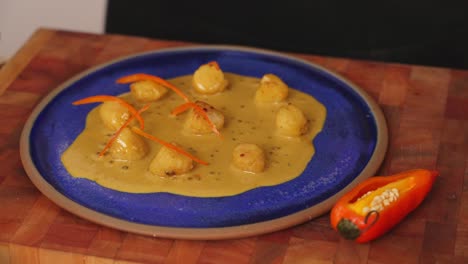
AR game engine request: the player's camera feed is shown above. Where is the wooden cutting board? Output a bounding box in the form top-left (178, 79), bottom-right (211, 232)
top-left (0, 28), bottom-right (467, 264)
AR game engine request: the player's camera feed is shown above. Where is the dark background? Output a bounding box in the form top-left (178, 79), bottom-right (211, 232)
top-left (106, 0), bottom-right (468, 69)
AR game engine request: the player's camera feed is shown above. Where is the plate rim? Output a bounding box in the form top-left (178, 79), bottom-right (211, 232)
top-left (19, 44), bottom-right (388, 239)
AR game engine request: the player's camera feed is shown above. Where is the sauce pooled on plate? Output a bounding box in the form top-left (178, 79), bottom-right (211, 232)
top-left (61, 63), bottom-right (326, 197)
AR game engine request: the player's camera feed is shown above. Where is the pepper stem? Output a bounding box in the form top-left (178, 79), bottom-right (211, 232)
top-left (336, 210), bottom-right (380, 240)
top-left (336, 219), bottom-right (361, 240)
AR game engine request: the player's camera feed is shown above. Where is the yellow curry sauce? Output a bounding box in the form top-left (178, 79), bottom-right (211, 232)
top-left (61, 73), bottom-right (326, 197)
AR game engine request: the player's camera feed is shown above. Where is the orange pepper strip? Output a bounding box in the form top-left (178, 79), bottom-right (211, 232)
top-left (207, 61), bottom-right (221, 70)
top-left (170, 102), bottom-right (194, 116)
top-left (99, 104), bottom-right (150, 157)
top-left (72, 95), bottom-right (145, 130)
top-left (171, 102), bottom-right (222, 137)
top-left (117, 73), bottom-right (190, 102)
top-left (131, 127), bottom-right (209, 165)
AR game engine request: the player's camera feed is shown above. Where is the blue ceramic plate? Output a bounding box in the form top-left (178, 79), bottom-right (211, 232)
top-left (20, 46), bottom-right (387, 239)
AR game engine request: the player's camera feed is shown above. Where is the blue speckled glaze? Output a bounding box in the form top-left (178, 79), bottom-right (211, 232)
top-left (29, 47), bottom-right (379, 228)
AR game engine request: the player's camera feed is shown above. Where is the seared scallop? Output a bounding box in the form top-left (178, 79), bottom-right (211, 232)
top-left (99, 101), bottom-right (131, 131)
top-left (149, 144), bottom-right (194, 177)
top-left (130, 80), bottom-right (168, 102)
top-left (184, 101), bottom-right (225, 135)
top-left (232, 143), bottom-right (266, 173)
top-left (276, 104), bottom-right (308, 137)
top-left (109, 128), bottom-right (148, 161)
top-left (255, 74), bottom-right (289, 103)
top-left (192, 61), bottom-right (228, 94)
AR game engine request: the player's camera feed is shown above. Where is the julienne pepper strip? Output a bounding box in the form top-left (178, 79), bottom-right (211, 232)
top-left (171, 101), bottom-right (195, 115)
top-left (131, 127), bottom-right (209, 165)
top-left (116, 73), bottom-right (190, 102)
top-left (72, 95), bottom-right (145, 130)
top-left (330, 169), bottom-right (438, 243)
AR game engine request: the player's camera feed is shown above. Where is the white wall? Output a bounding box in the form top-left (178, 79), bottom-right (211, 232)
top-left (0, 0), bottom-right (107, 63)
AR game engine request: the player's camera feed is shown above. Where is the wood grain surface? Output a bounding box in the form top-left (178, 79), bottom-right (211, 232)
top-left (0, 28), bottom-right (467, 264)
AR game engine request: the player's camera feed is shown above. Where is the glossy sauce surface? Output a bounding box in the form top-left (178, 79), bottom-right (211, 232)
top-left (61, 73), bottom-right (326, 197)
